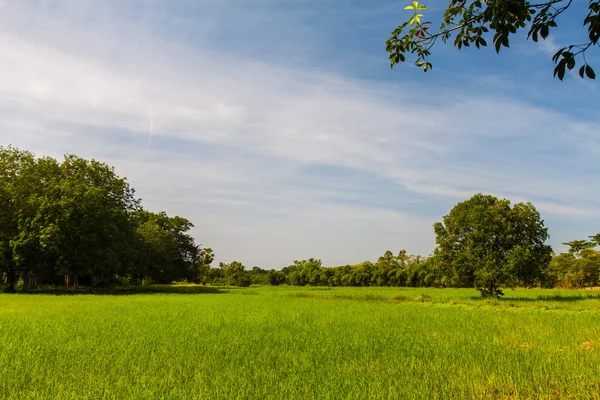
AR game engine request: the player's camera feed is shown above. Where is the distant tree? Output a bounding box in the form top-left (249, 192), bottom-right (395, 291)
top-left (286, 259), bottom-right (324, 286)
top-left (434, 193), bottom-right (553, 297)
top-left (386, 1), bottom-right (599, 80)
top-left (249, 266), bottom-right (268, 285)
top-left (193, 247), bottom-right (214, 284)
top-left (265, 269), bottom-right (286, 286)
top-left (563, 240), bottom-right (596, 257)
top-left (220, 261), bottom-right (252, 287)
top-left (201, 248), bottom-right (215, 266)
top-left (545, 236), bottom-right (600, 288)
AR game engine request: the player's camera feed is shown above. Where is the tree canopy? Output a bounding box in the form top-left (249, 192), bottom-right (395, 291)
top-left (386, 1), bottom-right (599, 80)
top-left (2, 146), bottom-right (597, 294)
top-left (0, 146), bottom-right (207, 292)
top-left (433, 193), bottom-right (553, 297)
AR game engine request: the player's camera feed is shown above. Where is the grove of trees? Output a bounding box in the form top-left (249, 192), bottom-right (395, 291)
top-left (198, 194), bottom-right (598, 297)
top-left (0, 146), bottom-right (211, 293)
top-left (2, 147), bottom-right (598, 295)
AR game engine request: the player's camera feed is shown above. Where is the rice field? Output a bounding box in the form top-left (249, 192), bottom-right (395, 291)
top-left (1, 285), bottom-right (600, 399)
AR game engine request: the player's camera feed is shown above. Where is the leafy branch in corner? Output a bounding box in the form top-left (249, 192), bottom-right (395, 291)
top-left (385, 0), bottom-right (599, 80)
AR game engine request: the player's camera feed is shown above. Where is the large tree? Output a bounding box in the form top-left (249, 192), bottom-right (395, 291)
top-left (0, 146), bottom-right (207, 291)
top-left (434, 193), bottom-right (552, 297)
top-left (0, 147), bottom-right (38, 292)
top-left (132, 211), bottom-right (200, 284)
top-left (386, 1), bottom-right (599, 80)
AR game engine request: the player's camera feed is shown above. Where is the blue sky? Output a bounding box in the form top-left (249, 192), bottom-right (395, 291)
top-left (0, 0), bottom-right (598, 268)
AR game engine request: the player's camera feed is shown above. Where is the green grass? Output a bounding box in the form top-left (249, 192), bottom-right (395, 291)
top-left (1, 286), bottom-right (600, 399)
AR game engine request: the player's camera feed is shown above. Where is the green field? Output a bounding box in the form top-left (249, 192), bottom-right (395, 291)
top-left (1, 286), bottom-right (600, 399)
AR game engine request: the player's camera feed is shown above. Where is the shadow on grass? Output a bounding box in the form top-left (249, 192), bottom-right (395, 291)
top-left (4, 284), bottom-right (225, 296)
top-left (465, 293), bottom-right (600, 302)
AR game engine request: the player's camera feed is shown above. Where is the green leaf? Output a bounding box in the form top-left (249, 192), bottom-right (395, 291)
top-left (494, 35), bottom-right (502, 53)
top-left (554, 60), bottom-right (566, 81)
top-left (579, 65), bottom-right (586, 78)
top-left (585, 65), bottom-right (596, 79)
top-left (552, 48), bottom-right (565, 63)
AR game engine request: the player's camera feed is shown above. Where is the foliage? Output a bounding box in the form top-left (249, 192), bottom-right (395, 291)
top-left (265, 269), bottom-right (287, 286)
top-left (386, 1), bottom-right (599, 80)
top-left (2, 146), bottom-right (595, 293)
top-left (212, 261), bottom-right (253, 287)
top-left (433, 193), bottom-right (552, 298)
top-left (544, 235), bottom-right (600, 288)
top-left (0, 146), bottom-right (206, 292)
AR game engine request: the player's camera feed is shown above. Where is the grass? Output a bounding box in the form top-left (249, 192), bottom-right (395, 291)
top-left (1, 286), bottom-right (600, 399)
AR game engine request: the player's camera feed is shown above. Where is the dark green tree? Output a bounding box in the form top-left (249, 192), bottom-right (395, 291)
top-left (265, 269), bottom-right (287, 286)
top-left (434, 193), bottom-right (552, 297)
top-left (562, 239), bottom-right (595, 256)
top-left (0, 147), bottom-right (37, 292)
top-left (0, 146), bottom-right (208, 291)
top-left (192, 247), bottom-right (214, 284)
top-left (133, 211), bottom-right (199, 284)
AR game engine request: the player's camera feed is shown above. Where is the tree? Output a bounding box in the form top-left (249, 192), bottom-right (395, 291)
top-left (285, 259), bottom-right (324, 286)
top-left (0, 147), bottom-right (37, 292)
top-left (544, 235), bottom-right (600, 287)
top-left (219, 261), bottom-right (252, 286)
top-left (0, 146), bottom-right (209, 291)
top-left (265, 269), bottom-right (286, 286)
top-left (132, 211), bottom-right (199, 284)
top-left (562, 239), bottom-right (595, 257)
top-left (43, 155), bottom-right (139, 287)
top-left (434, 193), bottom-right (552, 297)
top-left (193, 247), bottom-right (214, 284)
top-left (386, 1), bottom-right (599, 80)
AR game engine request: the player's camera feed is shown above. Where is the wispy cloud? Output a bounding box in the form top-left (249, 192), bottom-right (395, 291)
top-left (0, 1), bottom-right (597, 266)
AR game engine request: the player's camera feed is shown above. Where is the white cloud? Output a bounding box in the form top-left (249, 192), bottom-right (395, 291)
top-left (0, 1), bottom-right (598, 267)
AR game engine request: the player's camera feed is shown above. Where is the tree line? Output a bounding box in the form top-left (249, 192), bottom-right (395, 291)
top-left (0, 146), bottom-right (212, 293)
top-left (199, 239), bottom-right (599, 293)
top-left (2, 147), bottom-right (598, 296)
top-left (197, 194), bottom-right (599, 296)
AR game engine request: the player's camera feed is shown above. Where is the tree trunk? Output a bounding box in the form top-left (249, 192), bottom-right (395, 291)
top-left (4, 268), bottom-right (17, 293)
top-left (64, 273), bottom-right (70, 288)
top-left (22, 272), bottom-right (30, 291)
